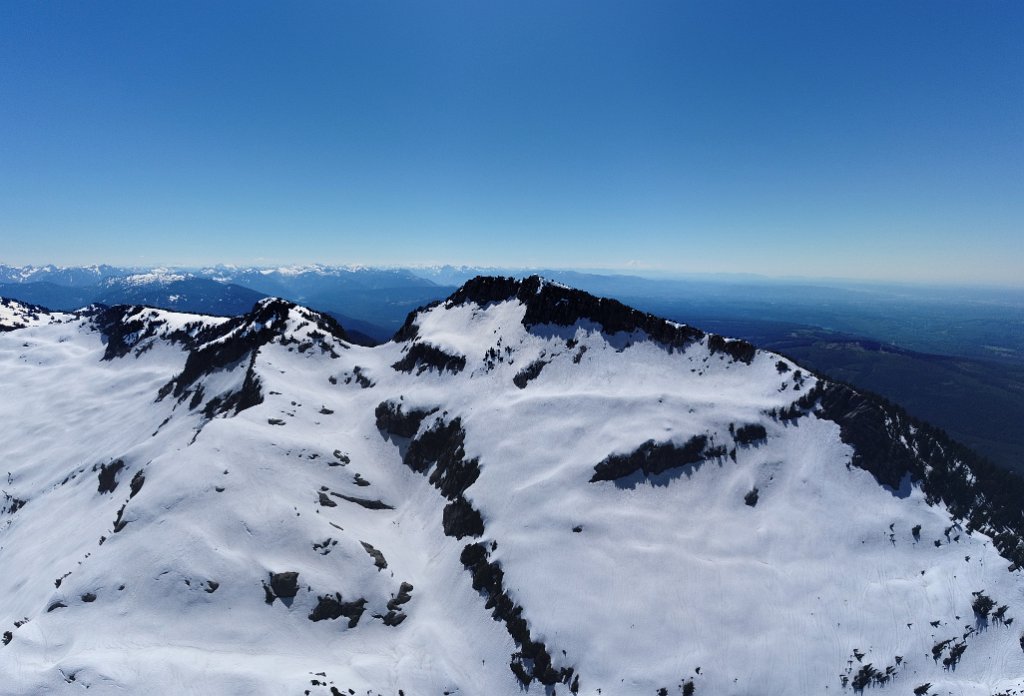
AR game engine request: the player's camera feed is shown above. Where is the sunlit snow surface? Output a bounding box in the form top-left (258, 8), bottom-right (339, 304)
top-left (0, 298), bottom-right (70, 331)
top-left (0, 295), bottom-right (1022, 695)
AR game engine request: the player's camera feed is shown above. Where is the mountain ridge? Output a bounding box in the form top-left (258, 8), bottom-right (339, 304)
top-left (1, 277), bottom-right (1023, 694)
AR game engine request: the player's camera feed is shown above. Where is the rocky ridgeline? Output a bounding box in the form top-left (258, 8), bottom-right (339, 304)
top-left (395, 275), bottom-right (757, 363)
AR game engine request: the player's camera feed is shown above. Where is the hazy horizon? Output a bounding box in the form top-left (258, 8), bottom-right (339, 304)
top-left (4, 258), bottom-right (1024, 294)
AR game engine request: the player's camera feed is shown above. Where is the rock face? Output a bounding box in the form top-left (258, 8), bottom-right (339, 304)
top-left (0, 278), bottom-right (1023, 695)
top-left (308, 594), bottom-right (366, 627)
top-left (269, 572), bottom-right (300, 599)
top-left (95, 460), bottom-right (125, 494)
top-left (391, 343), bottom-right (466, 375)
top-left (590, 435), bottom-right (712, 482)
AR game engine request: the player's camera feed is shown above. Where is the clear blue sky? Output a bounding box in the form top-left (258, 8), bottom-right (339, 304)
top-left (1, 1), bottom-right (1021, 284)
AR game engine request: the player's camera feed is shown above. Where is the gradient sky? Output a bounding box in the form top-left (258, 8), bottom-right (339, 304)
top-left (1, 1), bottom-right (1021, 284)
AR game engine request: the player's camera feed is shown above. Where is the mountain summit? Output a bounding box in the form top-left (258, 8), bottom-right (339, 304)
top-left (1, 277), bottom-right (1023, 695)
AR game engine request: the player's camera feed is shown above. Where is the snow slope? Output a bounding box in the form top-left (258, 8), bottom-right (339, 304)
top-left (1, 278), bottom-right (1023, 696)
top-left (0, 297), bottom-right (69, 331)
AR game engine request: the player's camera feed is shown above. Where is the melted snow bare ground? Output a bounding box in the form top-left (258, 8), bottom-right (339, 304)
top-left (0, 298), bottom-right (1022, 695)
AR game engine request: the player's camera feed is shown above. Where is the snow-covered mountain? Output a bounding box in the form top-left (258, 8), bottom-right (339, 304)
top-left (0, 297), bottom-right (68, 332)
top-left (0, 264), bottom-right (447, 339)
top-left (201, 264), bottom-right (439, 295)
top-left (1, 276), bottom-right (1023, 695)
top-left (94, 275), bottom-right (268, 316)
top-left (0, 264), bottom-right (434, 292)
top-left (200, 266), bottom-right (449, 339)
top-left (0, 269), bottom-right (267, 317)
top-left (0, 264), bottom-right (128, 287)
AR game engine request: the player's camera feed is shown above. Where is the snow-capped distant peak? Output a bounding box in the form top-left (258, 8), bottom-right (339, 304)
top-left (110, 270), bottom-right (190, 286)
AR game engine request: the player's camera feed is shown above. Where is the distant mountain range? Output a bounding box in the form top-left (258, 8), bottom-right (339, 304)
top-left (0, 264), bottom-right (457, 343)
top-left (0, 264), bottom-right (126, 287)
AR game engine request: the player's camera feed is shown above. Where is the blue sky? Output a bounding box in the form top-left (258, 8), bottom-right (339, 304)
top-left (1, 1), bottom-right (1021, 284)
